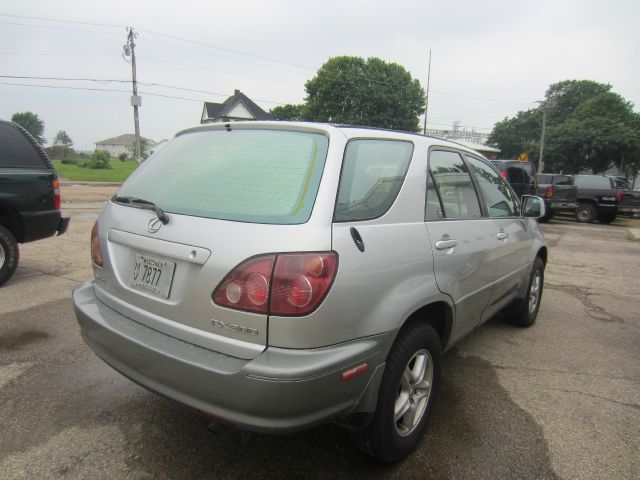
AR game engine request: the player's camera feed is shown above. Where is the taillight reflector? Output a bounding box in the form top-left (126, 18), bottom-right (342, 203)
top-left (500, 170), bottom-right (508, 179)
top-left (212, 252), bottom-right (338, 316)
top-left (52, 178), bottom-right (61, 209)
top-left (341, 363), bottom-right (369, 381)
top-left (90, 220), bottom-right (103, 267)
top-left (546, 185), bottom-right (553, 198)
top-left (615, 191), bottom-right (623, 202)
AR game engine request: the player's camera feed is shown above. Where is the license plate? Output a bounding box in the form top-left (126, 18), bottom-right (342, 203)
top-left (129, 253), bottom-right (176, 298)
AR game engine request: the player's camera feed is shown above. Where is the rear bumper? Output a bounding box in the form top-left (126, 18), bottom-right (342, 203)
top-left (546, 199), bottom-right (578, 212)
top-left (73, 282), bottom-right (393, 433)
top-left (21, 209), bottom-right (68, 242)
top-left (618, 205), bottom-right (640, 216)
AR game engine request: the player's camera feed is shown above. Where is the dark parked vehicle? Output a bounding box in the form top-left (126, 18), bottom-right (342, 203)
top-left (0, 120), bottom-right (69, 285)
top-left (536, 174), bottom-right (578, 221)
top-left (607, 176), bottom-right (640, 218)
top-left (490, 160), bottom-right (537, 198)
top-left (572, 175), bottom-right (624, 223)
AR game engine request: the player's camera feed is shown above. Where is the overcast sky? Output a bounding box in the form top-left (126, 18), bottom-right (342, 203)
top-left (1, 0), bottom-right (639, 150)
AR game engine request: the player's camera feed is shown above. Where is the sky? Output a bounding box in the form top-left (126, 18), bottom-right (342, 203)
top-left (1, 0), bottom-right (639, 151)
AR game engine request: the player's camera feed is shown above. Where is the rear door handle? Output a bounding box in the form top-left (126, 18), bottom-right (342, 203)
top-left (497, 232), bottom-right (509, 240)
top-left (435, 239), bottom-right (458, 250)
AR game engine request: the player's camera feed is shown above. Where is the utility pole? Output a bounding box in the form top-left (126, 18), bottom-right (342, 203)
top-left (123, 27), bottom-right (142, 165)
top-left (423, 50), bottom-right (431, 136)
top-left (538, 106), bottom-right (546, 174)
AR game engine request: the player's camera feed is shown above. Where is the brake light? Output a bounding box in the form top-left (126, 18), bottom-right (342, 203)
top-left (52, 178), bottom-right (61, 209)
top-left (90, 220), bottom-right (103, 267)
top-left (213, 252), bottom-right (338, 316)
top-left (500, 170), bottom-right (507, 179)
top-left (615, 191), bottom-right (623, 202)
top-left (546, 185), bottom-right (553, 198)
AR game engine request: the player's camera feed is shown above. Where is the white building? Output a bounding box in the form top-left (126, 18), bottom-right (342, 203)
top-left (95, 134), bottom-right (156, 157)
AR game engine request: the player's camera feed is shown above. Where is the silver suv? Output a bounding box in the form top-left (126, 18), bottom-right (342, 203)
top-left (73, 122), bottom-right (547, 462)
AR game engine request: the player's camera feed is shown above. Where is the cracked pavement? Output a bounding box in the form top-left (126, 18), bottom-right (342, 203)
top-left (0, 186), bottom-right (638, 479)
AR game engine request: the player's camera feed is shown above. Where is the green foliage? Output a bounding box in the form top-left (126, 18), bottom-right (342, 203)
top-left (88, 150), bottom-right (112, 169)
top-left (270, 104), bottom-right (307, 121)
top-left (53, 130), bottom-right (73, 148)
top-left (304, 56), bottom-right (425, 132)
top-left (118, 153), bottom-right (128, 162)
top-left (488, 80), bottom-right (640, 174)
top-left (53, 159), bottom-right (137, 182)
top-left (11, 111), bottom-right (46, 144)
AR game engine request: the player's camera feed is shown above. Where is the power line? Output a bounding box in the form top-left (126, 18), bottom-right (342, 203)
top-left (0, 13), bottom-right (125, 29)
top-left (0, 20), bottom-right (122, 36)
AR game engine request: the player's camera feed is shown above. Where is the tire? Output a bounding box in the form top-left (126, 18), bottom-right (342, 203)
top-left (575, 203), bottom-right (596, 223)
top-left (504, 257), bottom-right (544, 327)
top-left (0, 225), bottom-right (19, 287)
top-left (597, 212), bottom-right (617, 224)
top-left (350, 322), bottom-right (441, 462)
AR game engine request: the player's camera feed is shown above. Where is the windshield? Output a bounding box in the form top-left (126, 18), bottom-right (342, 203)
top-left (118, 129), bottom-right (329, 224)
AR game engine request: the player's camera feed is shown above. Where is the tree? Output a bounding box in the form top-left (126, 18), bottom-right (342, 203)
top-left (53, 130), bottom-right (73, 148)
top-left (488, 80), bottom-right (640, 174)
top-left (270, 104), bottom-right (307, 121)
top-left (11, 111), bottom-right (46, 144)
top-left (304, 56), bottom-right (425, 132)
top-left (53, 130), bottom-right (73, 159)
top-left (487, 109), bottom-right (542, 160)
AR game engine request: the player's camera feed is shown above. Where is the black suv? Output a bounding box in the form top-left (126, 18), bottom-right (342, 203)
top-left (490, 160), bottom-right (538, 198)
top-left (0, 120), bottom-right (69, 286)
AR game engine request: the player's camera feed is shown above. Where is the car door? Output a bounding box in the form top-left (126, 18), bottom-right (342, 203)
top-left (465, 155), bottom-right (532, 317)
top-left (425, 149), bottom-right (499, 343)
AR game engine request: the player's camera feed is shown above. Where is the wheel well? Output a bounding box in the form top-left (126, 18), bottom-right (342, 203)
top-left (404, 302), bottom-right (453, 350)
top-left (0, 206), bottom-right (24, 242)
top-left (537, 247), bottom-right (548, 265)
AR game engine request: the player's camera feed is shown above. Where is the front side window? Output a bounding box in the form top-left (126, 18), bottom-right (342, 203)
top-left (427, 150), bottom-right (482, 220)
top-left (117, 129), bottom-right (329, 224)
top-left (334, 139), bottom-right (413, 222)
top-left (466, 156), bottom-right (518, 217)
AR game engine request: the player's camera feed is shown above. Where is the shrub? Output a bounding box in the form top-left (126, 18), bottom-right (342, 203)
top-left (118, 152), bottom-right (128, 162)
top-left (88, 150), bottom-right (112, 169)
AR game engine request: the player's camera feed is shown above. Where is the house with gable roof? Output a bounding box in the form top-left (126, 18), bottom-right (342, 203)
top-left (200, 90), bottom-right (272, 124)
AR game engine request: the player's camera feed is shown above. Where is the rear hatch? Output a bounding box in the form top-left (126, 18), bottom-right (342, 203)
top-left (93, 125), bottom-right (332, 359)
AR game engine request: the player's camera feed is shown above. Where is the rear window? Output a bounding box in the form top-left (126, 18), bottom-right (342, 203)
top-left (574, 176), bottom-right (612, 189)
top-left (117, 129), bottom-right (329, 224)
top-left (0, 122), bottom-right (47, 168)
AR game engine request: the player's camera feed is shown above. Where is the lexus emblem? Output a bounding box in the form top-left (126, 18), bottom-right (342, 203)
top-left (147, 217), bottom-right (163, 233)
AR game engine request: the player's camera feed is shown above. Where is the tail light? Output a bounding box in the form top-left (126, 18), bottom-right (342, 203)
top-left (615, 191), bottom-right (623, 202)
top-left (213, 252), bottom-right (338, 316)
top-left (500, 170), bottom-right (508, 179)
top-left (546, 185), bottom-right (553, 198)
top-left (52, 177), bottom-right (61, 209)
top-left (91, 220), bottom-right (103, 266)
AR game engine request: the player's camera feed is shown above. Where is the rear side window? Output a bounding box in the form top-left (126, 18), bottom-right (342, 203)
top-left (553, 175), bottom-right (572, 186)
top-left (334, 139), bottom-right (413, 222)
top-left (427, 150), bottom-right (481, 220)
top-left (0, 122), bottom-right (47, 168)
top-left (118, 129), bottom-right (329, 224)
top-left (574, 176), bottom-right (612, 189)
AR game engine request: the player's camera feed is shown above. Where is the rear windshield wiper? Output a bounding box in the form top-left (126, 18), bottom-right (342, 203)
top-left (112, 195), bottom-right (169, 224)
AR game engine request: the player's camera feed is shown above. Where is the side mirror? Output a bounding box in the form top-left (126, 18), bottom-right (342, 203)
top-left (522, 195), bottom-right (546, 218)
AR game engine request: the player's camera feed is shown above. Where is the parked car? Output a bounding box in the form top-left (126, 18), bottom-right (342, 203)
top-left (489, 159), bottom-right (538, 199)
top-left (572, 174), bottom-right (640, 222)
top-left (0, 120), bottom-right (69, 286)
top-left (73, 122), bottom-right (547, 462)
top-left (536, 174), bottom-right (578, 221)
top-left (607, 176), bottom-right (640, 218)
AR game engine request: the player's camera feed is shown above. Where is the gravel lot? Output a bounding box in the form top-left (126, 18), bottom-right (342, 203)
top-left (1, 184), bottom-right (638, 479)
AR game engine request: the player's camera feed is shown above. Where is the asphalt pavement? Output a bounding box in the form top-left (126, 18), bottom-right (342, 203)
top-left (0, 187), bottom-right (638, 479)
